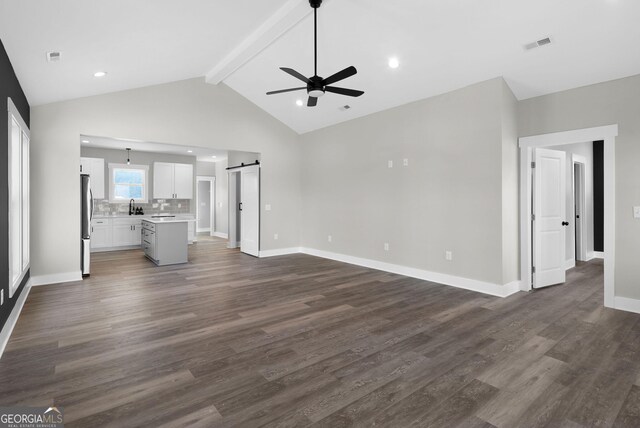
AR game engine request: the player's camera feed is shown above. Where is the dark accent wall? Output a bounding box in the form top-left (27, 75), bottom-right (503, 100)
top-left (0, 39), bottom-right (30, 334)
top-left (593, 140), bottom-right (604, 252)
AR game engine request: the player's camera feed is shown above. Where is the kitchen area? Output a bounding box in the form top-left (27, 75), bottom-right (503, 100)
top-left (80, 136), bottom-right (229, 274)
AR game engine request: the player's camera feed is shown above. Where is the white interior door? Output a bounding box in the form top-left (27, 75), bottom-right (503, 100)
top-left (240, 165), bottom-right (260, 257)
top-left (534, 148), bottom-right (567, 288)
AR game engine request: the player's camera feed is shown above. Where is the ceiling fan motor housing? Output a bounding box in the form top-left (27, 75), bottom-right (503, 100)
top-left (309, 0), bottom-right (322, 8)
top-left (308, 75), bottom-right (325, 97)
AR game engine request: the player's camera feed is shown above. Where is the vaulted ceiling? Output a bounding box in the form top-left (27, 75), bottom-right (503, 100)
top-left (2, 0), bottom-right (639, 134)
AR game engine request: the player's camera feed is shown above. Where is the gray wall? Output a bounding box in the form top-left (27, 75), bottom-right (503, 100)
top-left (195, 161), bottom-right (216, 176)
top-left (519, 74), bottom-right (640, 300)
top-left (30, 78), bottom-right (300, 279)
top-left (501, 79), bottom-right (520, 285)
top-left (81, 146), bottom-right (197, 213)
top-left (300, 78), bottom-right (518, 286)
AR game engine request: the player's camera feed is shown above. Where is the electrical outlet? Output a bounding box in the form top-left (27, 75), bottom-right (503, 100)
top-left (634, 206), bottom-right (640, 219)
top-left (265, 204), bottom-right (272, 211)
top-left (384, 243), bottom-right (390, 251)
top-left (328, 235), bottom-right (332, 243)
top-left (178, 203), bottom-right (182, 208)
top-left (403, 158), bottom-right (409, 167)
top-left (445, 251), bottom-right (453, 261)
top-left (388, 160), bottom-right (393, 168)
top-left (274, 233), bottom-right (279, 240)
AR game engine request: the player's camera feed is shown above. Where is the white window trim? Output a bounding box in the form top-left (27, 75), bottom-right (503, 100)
top-left (108, 163), bottom-right (149, 203)
top-left (8, 97), bottom-right (30, 299)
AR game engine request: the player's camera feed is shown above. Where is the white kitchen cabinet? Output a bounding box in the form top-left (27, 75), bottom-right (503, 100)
top-left (81, 157), bottom-right (105, 200)
top-left (173, 164), bottom-right (193, 199)
top-left (91, 218), bottom-right (112, 249)
top-left (153, 162), bottom-right (175, 199)
top-left (153, 162), bottom-right (193, 199)
top-left (112, 218), bottom-right (142, 246)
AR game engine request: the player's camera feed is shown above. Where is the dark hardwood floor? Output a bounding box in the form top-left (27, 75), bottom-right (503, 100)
top-left (1, 237), bottom-right (639, 427)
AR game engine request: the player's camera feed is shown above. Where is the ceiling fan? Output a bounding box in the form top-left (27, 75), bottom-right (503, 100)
top-left (266, 0), bottom-right (364, 107)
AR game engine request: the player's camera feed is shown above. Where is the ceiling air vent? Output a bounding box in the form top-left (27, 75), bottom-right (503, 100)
top-left (524, 37), bottom-right (552, 51)
top-left (46, 51), bottom-right (61, 62)
top-left (339, 105), bottom-right (351, 111)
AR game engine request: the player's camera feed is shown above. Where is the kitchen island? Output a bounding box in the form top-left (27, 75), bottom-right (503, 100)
top-left (142, 218), bottom-right (189, 266)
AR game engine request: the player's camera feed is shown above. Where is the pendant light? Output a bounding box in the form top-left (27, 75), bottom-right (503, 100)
top-left (126, 148), bottom-right (131, 165)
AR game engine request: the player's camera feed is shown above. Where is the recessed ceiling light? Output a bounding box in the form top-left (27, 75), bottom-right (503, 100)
top-left (388, 57), bottom-right (400, 69)
top-left (81, 139), bottom-right (89, 143)
top-left (93, 71), bottom-right (107, 78)
top-left (212, 156), bottom-right (217, 158)
top-left (187, 150), bottom-right (193, 153)
top-left (296, 99), bottom-right (303, 107)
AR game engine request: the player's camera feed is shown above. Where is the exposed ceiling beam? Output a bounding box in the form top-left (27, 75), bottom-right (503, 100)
top-left (205, 0), bottom-right (320, 85)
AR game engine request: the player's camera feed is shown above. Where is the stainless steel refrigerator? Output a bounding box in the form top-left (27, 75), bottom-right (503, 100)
top-left (81, 174), bottom-right (93, 276)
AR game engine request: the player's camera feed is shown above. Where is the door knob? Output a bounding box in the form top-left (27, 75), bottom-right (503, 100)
top-left (562, 221), bottom-right (569, 226)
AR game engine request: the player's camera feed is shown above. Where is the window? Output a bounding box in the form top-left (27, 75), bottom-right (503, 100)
top-left (8, 98), bottom-right (29, 298)
top-left (109, 164), bottom-right (149, 203)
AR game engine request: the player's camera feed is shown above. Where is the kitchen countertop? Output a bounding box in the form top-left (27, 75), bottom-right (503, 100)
top-left (93, 214), bottom-right (195, 220)
top-left (142, 217), bottom-right (191, 224)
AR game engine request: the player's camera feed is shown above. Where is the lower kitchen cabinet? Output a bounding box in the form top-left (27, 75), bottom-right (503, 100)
top-left (112, 218), bottom-right (142, 246)
top-left (91, 219), bottom-right (112, 249)
top-left (91, 217), bottom-right (142, 251)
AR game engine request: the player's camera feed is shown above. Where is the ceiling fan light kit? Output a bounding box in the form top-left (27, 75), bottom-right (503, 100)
top-left (266, 0), bottom-right (364, 107)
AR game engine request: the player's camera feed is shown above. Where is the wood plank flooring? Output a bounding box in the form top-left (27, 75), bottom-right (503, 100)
top-left (1, 237), bottom-right (639, 427)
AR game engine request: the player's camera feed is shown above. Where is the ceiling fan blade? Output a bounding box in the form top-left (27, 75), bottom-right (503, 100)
top-left (322, 66), bottom-right (357, 85)
top-left (280, 67), bottom-right (311, 83)
top-left (266, 87), bottom-right (306, 95)
top-left (325, 86), bottom-right (364, 97)
top-left (307, 96), bottom-right (318, 107)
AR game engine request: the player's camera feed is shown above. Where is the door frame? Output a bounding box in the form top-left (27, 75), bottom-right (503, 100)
top-left (572, 155), bottom-right (588, 263)
top-left (519, 125), bottom-right (617, 308)
top-left (196, 176), bottom-right (215, 236)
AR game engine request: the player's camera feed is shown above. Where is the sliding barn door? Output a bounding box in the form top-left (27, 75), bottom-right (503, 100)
top-left (533, 148), bottom-right (567, 289)
top-left (240, 165), bottom-right (260, 257)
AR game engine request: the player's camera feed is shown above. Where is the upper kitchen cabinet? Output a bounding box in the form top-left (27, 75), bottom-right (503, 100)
top-left (153, 162), bottom-right (193, 199)
top-left (80, 157), bottom-right (105, 199)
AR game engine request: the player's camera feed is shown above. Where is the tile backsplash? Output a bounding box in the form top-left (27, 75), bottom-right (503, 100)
top-left (94, 199), bottom-right (192, 216)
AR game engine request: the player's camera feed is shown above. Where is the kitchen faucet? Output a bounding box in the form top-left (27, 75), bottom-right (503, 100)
top-left (129, 199), bottom-right (135, 216)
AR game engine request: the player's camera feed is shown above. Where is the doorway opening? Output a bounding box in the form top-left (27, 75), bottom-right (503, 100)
top-left (196, 176), bottom-right (215, 236)
top-left (519, 125), bottom-right (617, 307)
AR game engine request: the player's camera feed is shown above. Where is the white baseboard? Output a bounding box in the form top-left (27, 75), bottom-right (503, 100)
top-left (565, 259), bottom-right (576, 270)
top-left (299, 247), bottom-right (521, 298)
top-left (259, 247), bottom-right (302, 258)
top-left (197, 227), bottom-right (211, 233)
top-left (0, 280), bottom-right (32, 359)
top-left (214, 232), bottom-right (228, 239)
top-left (614, 296), bottom-right (640, 315)
top-left (30, 271), bottom-right (82, 286)
top-left (593, 251), bottom-right (604, 259)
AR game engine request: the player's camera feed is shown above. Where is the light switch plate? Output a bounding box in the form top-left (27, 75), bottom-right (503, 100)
top-left (388, 160), bottom-right (393, 168)
top-left (265, 204), bottom-right (272, 211)
top-left (274, 233), bottom-right (279, 240)
top-left (384, 243), bottom-right (389, 251)
top-left (403, 158), bottom-right (409, 167)
top-left (0, 289), bottom-right (3, 306)
top-left (328, 235), bottom-right (332, 243)
top-left (445, 251), bottom-right (453, 261)
top-left (634, 206), bottom-right (640, 219)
